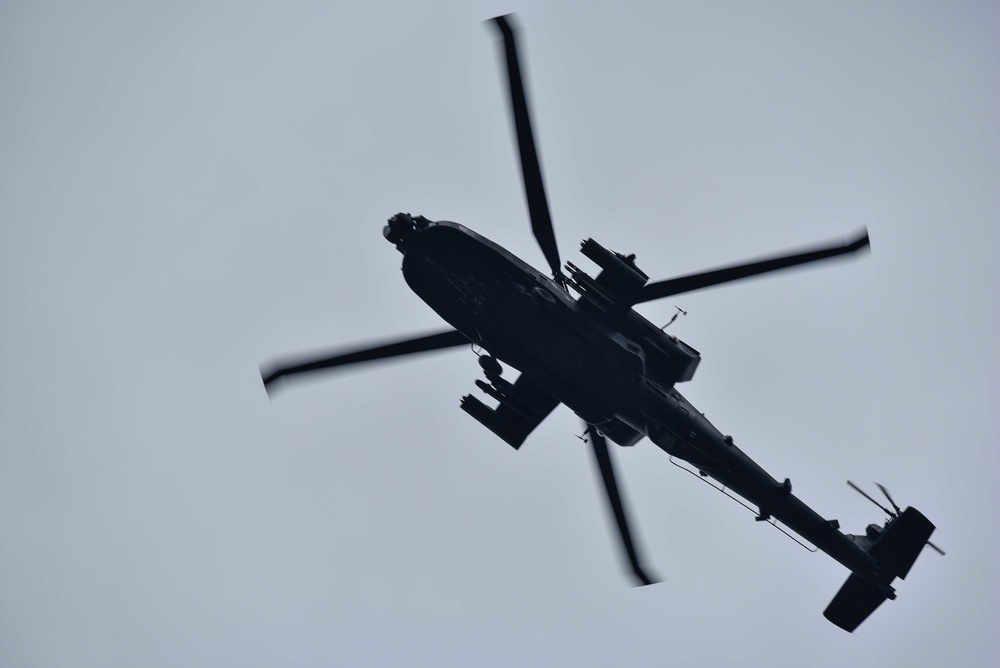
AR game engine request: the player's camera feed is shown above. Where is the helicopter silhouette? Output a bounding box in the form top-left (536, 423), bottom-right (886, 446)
top-left (260, 15), bottom-right (941, 632)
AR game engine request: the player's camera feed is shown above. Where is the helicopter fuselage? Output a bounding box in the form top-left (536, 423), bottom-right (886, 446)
top-left (387, 217), bottom-right (880, 580)
top-left (261, 13), bottom-right (938, 631)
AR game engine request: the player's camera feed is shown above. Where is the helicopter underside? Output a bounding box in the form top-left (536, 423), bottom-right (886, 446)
top-left (261, 14), bottom-right (937, 633)
top-left (395, 220), bottom-right (882, 579)
top-left (398, 221), bottom-right (643, 422)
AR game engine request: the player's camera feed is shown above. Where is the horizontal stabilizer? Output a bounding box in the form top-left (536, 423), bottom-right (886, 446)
top-left (823, 573), bottom-right (887, 632)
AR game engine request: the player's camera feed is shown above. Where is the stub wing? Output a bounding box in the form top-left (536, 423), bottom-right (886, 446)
top-left (460, 371), bottom-right (560, 449)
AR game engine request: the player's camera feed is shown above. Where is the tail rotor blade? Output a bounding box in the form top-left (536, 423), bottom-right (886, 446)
top-left (260, 329), bottom-right (469, 395)
top-left (636, 230), bottom-right (870, 303)
top-left (490, 15), bottom-right (562, 279)
top-left (587, 425), bottom-right (658, 586)
top-left (927, 541), bottom-right (946, 556)
top-left (875, 483), bottom-right (903, 515)
top-left (847, 480), bottom-right (896, 518)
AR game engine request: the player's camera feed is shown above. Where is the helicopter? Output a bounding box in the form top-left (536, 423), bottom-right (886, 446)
top-left (260, 15), bottom-right (941, 632)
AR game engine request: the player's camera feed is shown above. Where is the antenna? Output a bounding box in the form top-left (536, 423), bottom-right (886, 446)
top-left (662, 306), bottom-right (688, 329)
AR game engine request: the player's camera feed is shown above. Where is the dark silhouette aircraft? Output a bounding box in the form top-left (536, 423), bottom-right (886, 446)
top-left (260, 15), bottom-right (941, 632)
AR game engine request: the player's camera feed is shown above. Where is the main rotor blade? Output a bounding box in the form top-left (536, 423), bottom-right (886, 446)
top-left (635, 229), bottom-right (870, 303)
top-left (847, 480), bottom-right (896, 518)
top-left (491, 15), bottom-right (561, 278)
top-left (587, 425), bottom-right (658, 586)
top-left (260, 329), bottom-right (469, 395)
top-left (875, 483), bottom-right (903, 515)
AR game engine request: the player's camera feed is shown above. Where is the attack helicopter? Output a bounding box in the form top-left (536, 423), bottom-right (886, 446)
top-left (260, 15), bottom-right (941, 632)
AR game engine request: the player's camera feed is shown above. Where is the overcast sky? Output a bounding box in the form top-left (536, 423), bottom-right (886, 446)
top-left (2, 1), bottom-right (998, 666)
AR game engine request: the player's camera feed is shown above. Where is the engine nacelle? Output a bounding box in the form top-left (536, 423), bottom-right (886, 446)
top-left (642, 327), bottom-right (701, 383)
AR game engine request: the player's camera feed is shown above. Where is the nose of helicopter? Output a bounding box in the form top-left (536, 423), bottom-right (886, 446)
top-left (383, 212), bottom-right (432, 248)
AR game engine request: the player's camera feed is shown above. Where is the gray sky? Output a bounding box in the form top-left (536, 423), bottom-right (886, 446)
top-left (2, 1), bottom-right (998, 666)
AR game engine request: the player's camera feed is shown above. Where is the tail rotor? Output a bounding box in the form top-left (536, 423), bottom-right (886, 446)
top-left (847, 481), bottom-right (945, 555)
top-left (825, 482), bottom-right (942, 632)
top-left (875, 483), bottom-right (903, 516)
